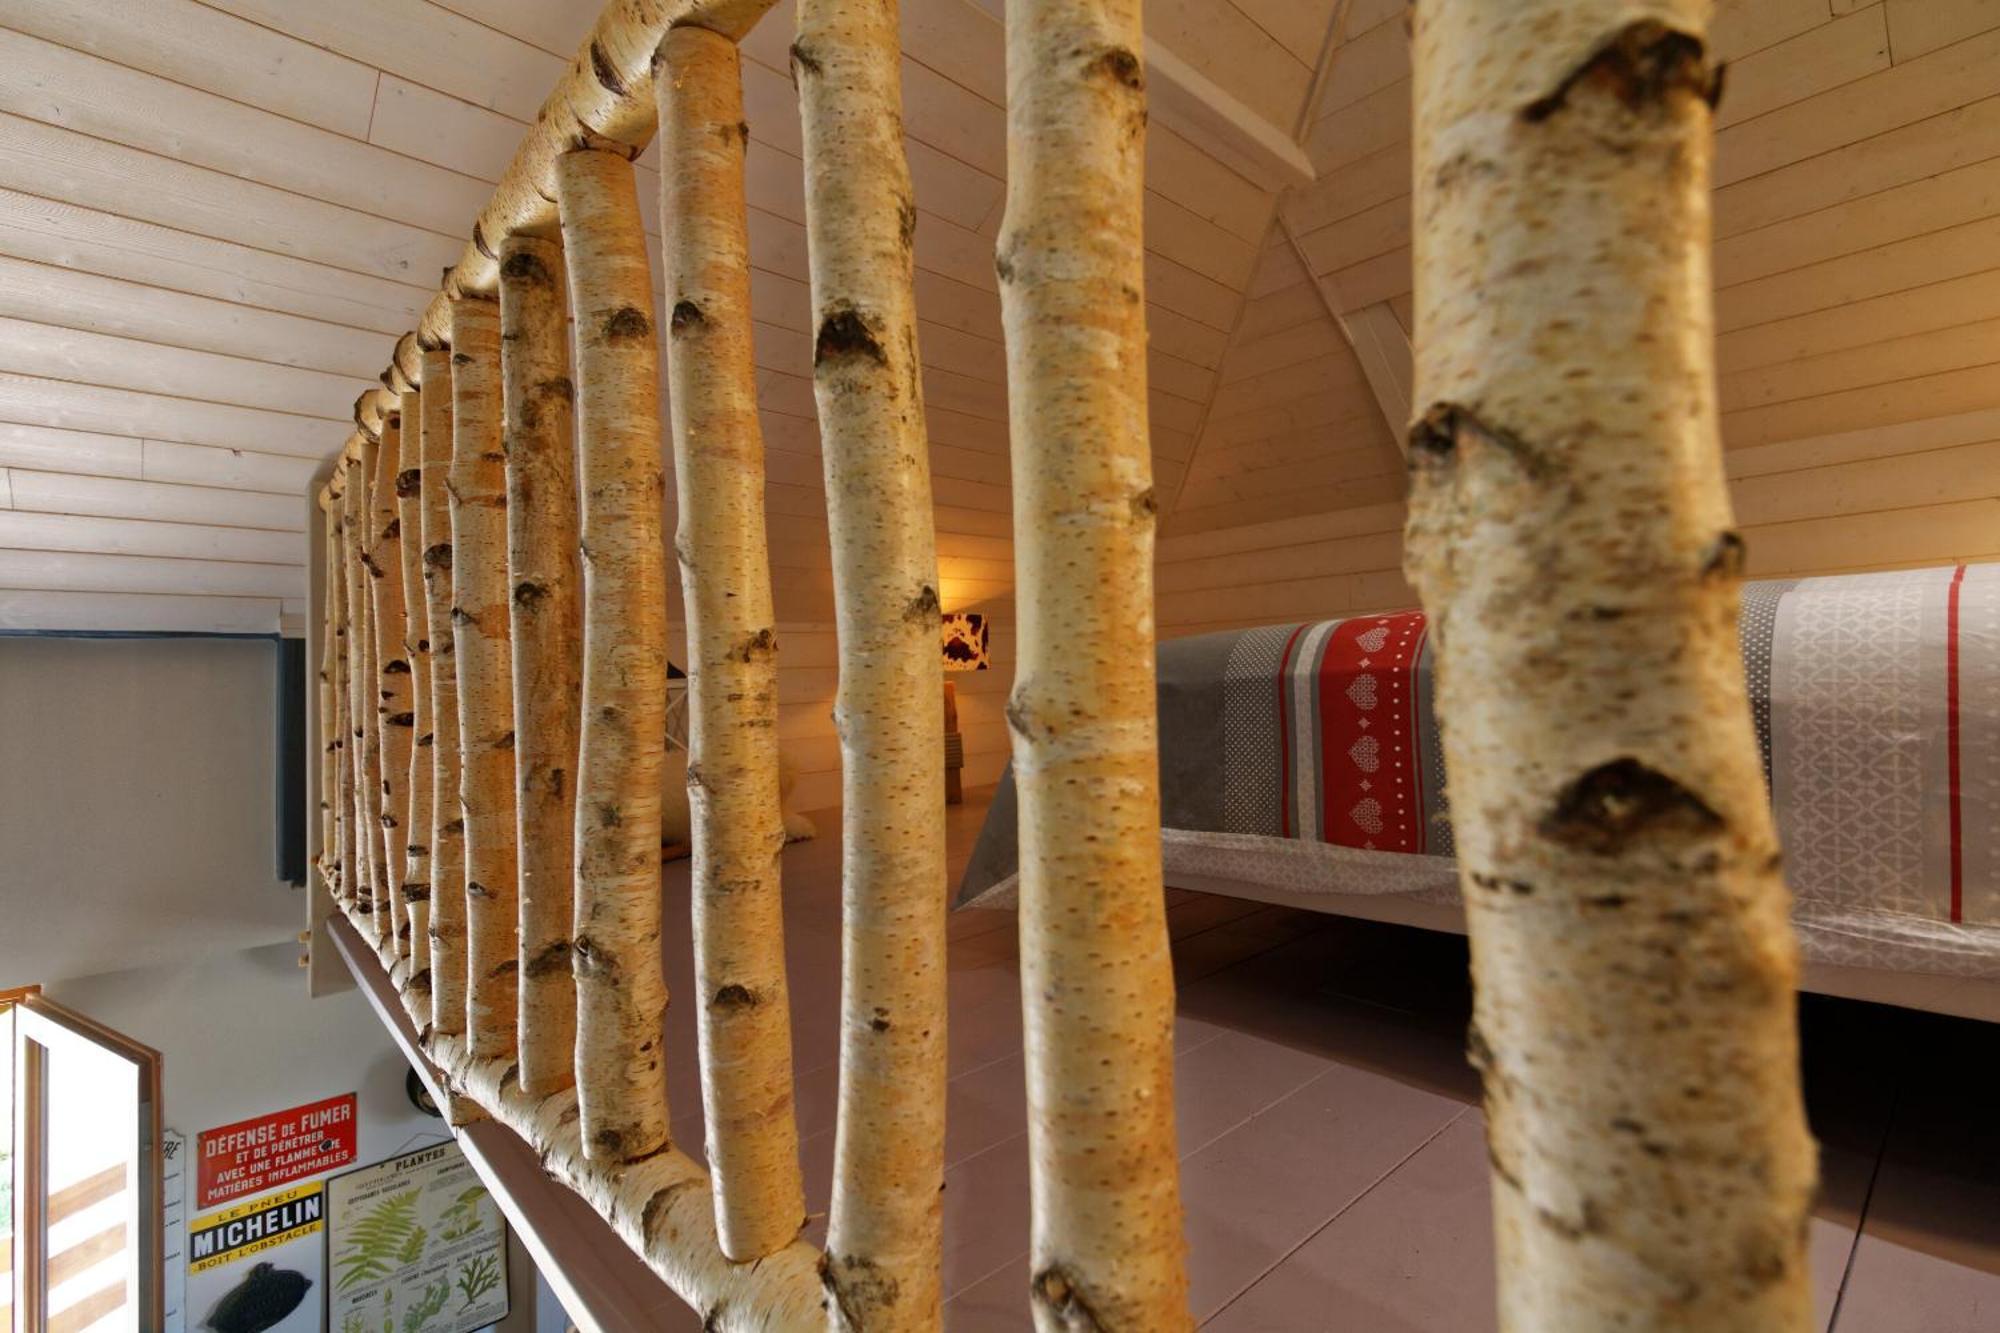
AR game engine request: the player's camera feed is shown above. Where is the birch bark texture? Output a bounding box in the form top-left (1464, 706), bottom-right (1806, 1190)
top-left (347, 440), bottom-right (386, 939)
top-left (499, 233), bottom-right (583, 1099)
top-left (422, 345), bottom-right (469, 1038)
top-left (396, 387), bottom-right (435, 991)
top-left (330, 476), bottom-right (356, 911)
top-left (994, 1), bottom-right (1190, 1327)
top-left (554, 147), bottom-right (671, 1165)
top-left (371, 414), bottom-right (416, 965)
top-left (658, 24), bottom-right (806, 1263)
top-left (449, 295), bottom-right (521, 1063)
top-left (790, 0), bottom-right (947, 1323)
top-left (318, 488), bottom-right (340, 892)
top-left (1404, 4), bottom-right (1817, 1328)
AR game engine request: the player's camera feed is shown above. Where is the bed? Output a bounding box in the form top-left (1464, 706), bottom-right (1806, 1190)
top-left (957, 563), bottom-right (2000, 1023)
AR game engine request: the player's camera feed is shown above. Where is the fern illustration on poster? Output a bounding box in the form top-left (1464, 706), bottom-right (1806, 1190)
top-left (324, 1143), bottom-right (508, 1333)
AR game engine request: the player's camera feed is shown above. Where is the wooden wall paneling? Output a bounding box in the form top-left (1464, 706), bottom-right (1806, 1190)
top-left (1716, 26), bottom-right (2000, 187)
top-left (0, 191), bottom-right (429, 336)
top-left (0, 423), bottom-right (141, 479)
top-left (0, 257), bottom-right (386, 380)
top-left (0, 115), bottom-right (462, 287)
top-left (1884, 0), bottom-right (2000, 60)
top-left (2, 470), bottom-right (304, 530)
top-left (194, 0), bottom-right (562, 122)
top-left (0, 511), bottom-right (302, 565)
top-left (1711, 3), bottom-right (1890, 130)
top-left (0, 375), bottom-right (333, 457)
top-left (0, 29), bottom-right (493, 238)
top-left (1716, 217), bottom-right (2000, 334)
top-left (1715, 155), bottom-right (2000, 293)
top-left (0, 588), bottom-right (282, 633)
top-left (2, 0), bottom-right (380, 138)
top-left (0, 319), bottom-right (357, 422)
top-left (0, 549), bottom-right (304, 600)
top-left (1720, 269), bottom-right (2000, 372)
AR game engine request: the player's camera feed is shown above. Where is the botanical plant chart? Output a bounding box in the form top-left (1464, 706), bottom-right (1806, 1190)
top-left (323, 1142), bottom-right (508, 1333)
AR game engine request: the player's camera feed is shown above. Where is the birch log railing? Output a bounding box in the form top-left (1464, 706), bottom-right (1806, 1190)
top-left (309, 0), bottom-right (1809, 1328)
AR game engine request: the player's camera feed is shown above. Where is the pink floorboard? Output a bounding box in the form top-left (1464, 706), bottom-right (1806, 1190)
top-left (648, 791), bottom-right (2000, 1329)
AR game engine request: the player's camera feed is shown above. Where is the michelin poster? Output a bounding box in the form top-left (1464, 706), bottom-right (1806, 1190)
top-left (187, 1180), bottom-right (324, 1333)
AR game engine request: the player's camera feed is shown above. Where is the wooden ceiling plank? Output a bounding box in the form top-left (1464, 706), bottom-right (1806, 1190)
top-left (1717, 25), bottom-right (2000, 188)
top-left (0, 192), bottom-right (428, 335)
top-left (3, 0), bottom-right (378, 139)
top-left (0, 422), bottom-right (143, 480)
top-left (0, 588), bottom-right (283, 634)
top-left (0, 548), bottom-right (305, 600)
top-left (0, 256), bottom-right (386, 380)
top-left (1711, 0), bottom-right (1834, 62)
top-left (1716, 153), bottom-right (2000, 291)
top-left (196, 0), bottom-right (564, 124)
top-left (1716, 214), bottom-right (2000, 334)
top-left (0, 510), bottom-right (300, 564)
top-left (1715, 3), bottom-right (1890, 130)
top-left (1885, 0), bottom-right (2000, 62)
top-left (1714, 91), bottom-right (2000, 239)
top-left (0, 376), bottom-right (333, 458)
top-left (0, 319), bottom-right (359, 422)
top-left (3, 468), bottom-right (304, 531)
top-left (0, 114), bottom-right (462, 288)
top-left (1720, 267), bottom-right (2000, 374)
top-left (0, 29), bottom-right (494, 239)
top-left (140, 441), bottom-right (321, 495)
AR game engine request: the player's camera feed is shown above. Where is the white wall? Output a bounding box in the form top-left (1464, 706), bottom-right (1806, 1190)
top-left (0, 635), bottom-right (305, 985)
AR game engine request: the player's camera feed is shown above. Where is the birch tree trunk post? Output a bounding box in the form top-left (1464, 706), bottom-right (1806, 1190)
top-left (397, 386), bottom-right (435, 998)
top-left (317, 488), bottom-right (340, 891)
top-left (1405, 5), bottom-right (1817, 1328)
top-left (995, 1), bottom-right (1190, 1326)
top-left (791, 1), bottom-right (947, 1322)
top-left (330, 477), bottom-right (356, 911)
top-left (554, 146), bottom-right (671, 1163)
top-left (450, 294), bottom-right (522, 1063)
top-left (422, 345), bottom-right (469, 1039)
top-left (499, 233), bottom-right (583, 1099)
top-left (658, 25), bottom-right (806, 1262)
top-left (371, 412), bottom-right (416, 967)
top-left (345, 442), bottom-right (385, 939)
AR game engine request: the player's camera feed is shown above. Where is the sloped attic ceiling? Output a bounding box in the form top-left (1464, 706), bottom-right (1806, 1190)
top-left (0, 0), bottom-right (1343, 634)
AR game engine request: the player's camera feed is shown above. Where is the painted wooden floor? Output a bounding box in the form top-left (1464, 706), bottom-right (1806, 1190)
top-left (648, 791), bottom-right (2000, 1330)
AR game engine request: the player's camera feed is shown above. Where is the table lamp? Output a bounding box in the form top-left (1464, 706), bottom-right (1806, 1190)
top-left (940, 611), bottom-right (989, 804)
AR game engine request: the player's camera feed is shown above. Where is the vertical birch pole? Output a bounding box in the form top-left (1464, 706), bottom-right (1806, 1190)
top-left (397, 386), bottom-right (435, 994)
top-left (791, 2), bottom-right (946, 1323)
top-left (554, 147), bottom-right (671, 1162)
top-left (371, 413), bottom-right (416, 966)
top-left (658, 25), bottom-right (805, 1261)
top-left (1405, 5), bottom-right (1817, 1328)
top-left (330, 476), bottom-right (356, 910)
top-left (422, 345), bottom-right (469, 1038)
top-left (317, 487), bottom-right (340, 890)
top-left (345, 441), bottom-right (385, 938)
top-left (449, 295), bottom-right (521, 1062)
top-left (996, 1), bottom-right (1190, 1326)
top-left (500, 233), bottom-right (583, 1098)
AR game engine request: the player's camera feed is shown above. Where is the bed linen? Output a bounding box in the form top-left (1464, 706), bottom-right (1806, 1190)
top-left (957, 564), bottom-right (2000, 980)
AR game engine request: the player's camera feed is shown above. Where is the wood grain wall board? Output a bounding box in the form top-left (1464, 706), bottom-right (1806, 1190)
top-left (0, 376), bottom-right (334, 458)
top-left (3, 469), bottom-right (305, 531)
top-left (0, 588), bottom-right (284, 633)
top-left (0, 548), bottom-right (305, 599)
top-left (0, 510), bottom-right (303, 565)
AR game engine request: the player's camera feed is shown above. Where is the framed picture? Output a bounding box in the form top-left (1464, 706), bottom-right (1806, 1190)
top-left (323, 1142), bottom-right (508, 1333)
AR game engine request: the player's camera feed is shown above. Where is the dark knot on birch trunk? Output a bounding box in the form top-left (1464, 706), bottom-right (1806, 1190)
top-left (1522, 20), bottom-right (1721, 123)
top-left (1539, 757), bottom-right (1723, 856)
top-left (814, 307), bottom-right (887, 368)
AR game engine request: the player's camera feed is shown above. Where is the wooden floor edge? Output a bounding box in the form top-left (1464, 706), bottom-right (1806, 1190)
top-left (325, 914), bottom-right (827, 1332)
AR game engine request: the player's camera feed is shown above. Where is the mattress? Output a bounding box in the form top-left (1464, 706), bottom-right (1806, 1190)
top-left (957, 564), bottom-right (2000, 981)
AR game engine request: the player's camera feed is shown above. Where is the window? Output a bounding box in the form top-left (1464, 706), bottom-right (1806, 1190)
top-left (2, 990), bottom-right (161, 1333)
